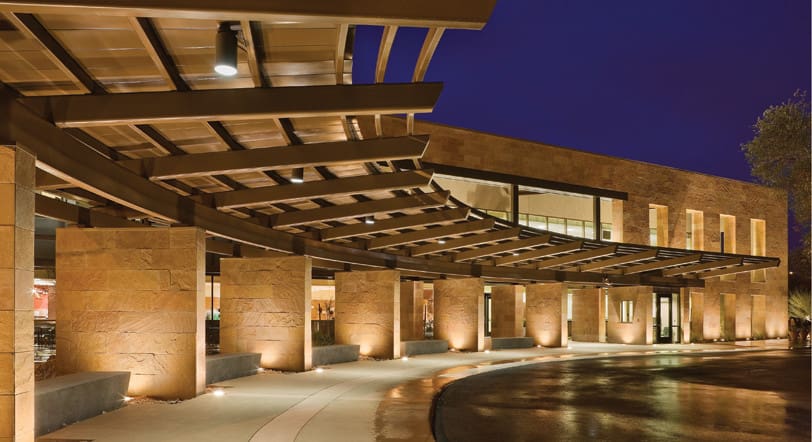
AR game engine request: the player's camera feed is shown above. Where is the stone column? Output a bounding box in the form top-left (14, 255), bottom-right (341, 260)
top-left (606, 286), bottom-right (653, 345)
top-left (720, 293), bottom-right (736, 341)
top-left (220, 256), bottom-right (312, 371)
top-left (735, 291), bottom-right (751, 339)
top-left (400, 281), bottom-right (424, 341)
top-left (689, 289), bottom-right (704, 342)
top-left (571, 288), bottom-right (605, 342)
top-left (433, 278), bottom-right (484, 351)
top-left (703, 287), bottom-right (721, 341)
top-left (335, 270), bottom-right (400, 359)
top-left (525, 283), bottom-right (567, 347)
top-left (679, 288), bottom-right (691, 343)
top-left (0, 146), bottom-right (34, 441)
top-left (751, 295), bottom-right (766, 339)
top-left (56, 227), bottom-right (205, 399)
top-left (491, 285), bottom-right (524, 338)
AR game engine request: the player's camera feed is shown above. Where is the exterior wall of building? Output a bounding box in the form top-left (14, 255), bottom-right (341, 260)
top-left (434, 278), bottom-right (484, 351)
top-left (400, 281), bottom-right (425, 341)
top-left (220, 256), bottom-right (312, 371)
top-left (490, 285), bottom-right (524, 338)
top-left (607, 286), bottom-right (654, 345)
top-left (570, 288), bottom-right (605, 342)
top-left (525, 283), bottom-right (568, 347)
top-left (55, 227), bottom-right (205, 399)
top-left (370, 117), bottom-right (788, 339)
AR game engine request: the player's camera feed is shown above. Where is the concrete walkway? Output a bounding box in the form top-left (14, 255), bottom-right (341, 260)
top-left (39, 340), bottom-right (788, 442)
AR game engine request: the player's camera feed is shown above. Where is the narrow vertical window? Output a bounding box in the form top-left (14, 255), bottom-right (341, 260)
top-left (620, 300), bottom-right (634, 323)
top-left (649, 204), bottom-right (669, 246)
top-left (751, 219), bottom-right (767, 282)
top-left (720, 214), bottom-right (737, 281)
top-left (686, 209), bottom-right (704, 250)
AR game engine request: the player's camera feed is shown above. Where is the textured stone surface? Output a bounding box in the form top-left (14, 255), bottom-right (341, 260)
top-left (335, 270), bottom-right (400, 359)
top-left (399, 281), bottom-right (424, 341)
top-left (434, 278), bottom-right (484, 351)
top-left (607, 286), bottom-right (653, 345)
top-left (205, 353), bottom-right (261, 385)
top-left (720, 293), bottom-right (736, 341)
top-left (490, 337), bottom-right (534, 349)
top-left (490, 285), bottom-right (525, 338)
top-left (689, 289), bottom-right (705, 342)
top-left (525, 283), bottom-right (567, 347)
top-left (571, 288), bottom-right (605, 342)
top-left (366, 117), bottom-right (789, 339)
top-left (220, 256), bottom-right (312, 371)
top-left (56, 227), bottom-right (205, 400)
top-left (0, 146), bottom-right (34, 442)
top-left (400, 340), bottom-right (448, 356)
top-left (311, 344), bottom-right (359, 366)
top-left (751, 295), bottom-right (767, 339)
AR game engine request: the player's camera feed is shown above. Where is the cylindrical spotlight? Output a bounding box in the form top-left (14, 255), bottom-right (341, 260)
top-left (364, 215), bottom-right (375, 225)
top-left (214, 22), bottom-right (238, 76)
top-left (291, 168), bottom-right (304, 184)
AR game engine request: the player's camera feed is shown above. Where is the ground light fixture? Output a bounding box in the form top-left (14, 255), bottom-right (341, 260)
top-left (212, 389), bottom-right (225, 397)
top-left (214, 22), bottom-right (238, 76)
top-left (364, 215), bottom-right (375, 225)
top-left (291, 167), bottom-right (305, 183)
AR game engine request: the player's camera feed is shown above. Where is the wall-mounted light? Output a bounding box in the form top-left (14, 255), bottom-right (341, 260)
top-left (364, 215), bottom-right (375, 225)
top-left (291, 168), bottom-right (304, 184)
top-left (214, 22), bottom-right (238, 76)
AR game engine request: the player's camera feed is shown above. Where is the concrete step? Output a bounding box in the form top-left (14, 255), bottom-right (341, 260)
top-left (312, 344), bottom-right (359, 366)
top-left (491, 337), bottom-right (535, 350)
top-left (401, 339), bottom-right (449, 356)
top-left (206, 353), bottom-right (261, 384)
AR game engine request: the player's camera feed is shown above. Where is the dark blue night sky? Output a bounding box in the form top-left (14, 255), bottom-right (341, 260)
top-left (353, 0), bottom-right (810, 184)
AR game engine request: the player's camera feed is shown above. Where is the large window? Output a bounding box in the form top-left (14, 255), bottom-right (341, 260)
top-left (649, 204), bottom-right (668, 246)
top-left (685, 209), bottom-right (704, 250)
top-left (751, 219), bottom-right (767, 282)
top-left (620, 300), bottom-right (634, 323)
top-left (720, 215), bottom-right (737, 281)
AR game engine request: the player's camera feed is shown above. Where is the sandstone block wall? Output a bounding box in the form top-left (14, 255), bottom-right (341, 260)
top-left (335, 270), bottom-right (400, 359)
top-left (525, 283), bottom-right (567, 347)
top-left (0, 146), bottom-right (35, 441)
top-left (434, 278), bottom-right (484, 351)
top-left (607, 286), bottom-right (653, 345)
top-left (571, 288), bottom-right (605, 342)
top-left (490, 285), bottom-right (524, 338)
top-left (368, 117), bottom-right (789, 338)
top-left (220, 256), bottom-right (311, 371)
top-left (55, 227), bottom-right (205, 399)
top-left (689, 289), bottom-right (705, 342)
top-left (400, 281), bottom-right (424, 341)
top-left (751, 295), bottom-right (766, 339)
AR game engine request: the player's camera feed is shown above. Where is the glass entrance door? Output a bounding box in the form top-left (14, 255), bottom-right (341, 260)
top-left (656, 294), bottom-right (672, 344)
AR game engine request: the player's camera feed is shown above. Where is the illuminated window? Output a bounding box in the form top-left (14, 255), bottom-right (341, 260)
top-left (649, 204), bottom-right (668, 246)
top-left (566, 219), bottom-right (584, 237)
top-left (548, 217), bottom-right (566, 234)
top-left (751, 219), bottom-right (766, 282)
top-left (685, 209), bottom-right (704, 250)
top-left (720, 215), bottom-right (736, 281)
top-left (620, 300), bottom-right (634, 323)
top-left (601, 223), bottom-right (613, 241)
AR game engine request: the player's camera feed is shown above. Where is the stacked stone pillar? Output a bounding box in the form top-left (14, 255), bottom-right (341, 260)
top-left (490, 285), bottom-right (524, 338)
top-left (525, 283), bottom-right (567, 347)
top-left (689, 289), bottom-right (705, 342)
top-left (570, 288), bottom-right (605, 342)
top-left (606, 286), bottom-right (653, 345)
top-left (335, 270), bottom-right (400, 359)
top-left (400, 281), bottom-right (425, 341)
top-left (434, 278), bottom-right (484, 351)
top-left (56, 227), bottom-right (206, 399)
top-left (0, 146), bottom-right (34, 441)
top-left (220, 256), bottom-right (312, 371)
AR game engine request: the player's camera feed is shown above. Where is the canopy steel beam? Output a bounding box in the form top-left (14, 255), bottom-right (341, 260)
top-left (697, 260), bottom-right (779, 279)
top-left (118, 135), bottom-right (428, 180)
top-left (20, 83), bottom-right (444, 128)
top-left (213, 169), bottom-right (433, 209)
top-left (494, 240), bottom-right (583, 266)
top-left (536, 245), bottom-right (618, 269)
top-left (320, 207), bottom-right (469, 241)
top-left (270, 191), bottom-right (450, 228)
top-left (0, 0), bottom-right (498, 29)
top-left (453, 233), bottom-right (552, 262)
top-left (662, 257), bottom-right (743, 277)
top-left (622, 253), bottom-right (702, 275)
top-left (366, 218), bottom-right (494, 251)
top-left (578, 249), bottom-right (658, 272)
top-left (410, 227), bottom-right (521, 257)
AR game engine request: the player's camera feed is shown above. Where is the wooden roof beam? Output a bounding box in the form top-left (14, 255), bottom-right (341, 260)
top-left (410, 227), bottom-right (521, 257)
top-left (367, 218), bottom-right (494, 251)
top-left (622, 253), bottom-right (702, 275)
top-left (118, 135), bottom-right (429, 180)
top-left (453, 233), bottom-right (552, 262)
top-left (578, 249), bottom-right (658, 272)
top-left (270, 191), bottom-right (450, 228)
top-left (536, 245), bottom-right (618, 269)
top-left (0, 1), bottom-right (498, 30)
top-left (213, 170), bottom-right (433, 209)
top-left (320, 207), bottom-right (469, 241)
top-left (20, 83), bottom-right (444, 128)
top-left (494, 240), bottom-right (583, 266)
top-left (662, 257), bottom-right (743, 277)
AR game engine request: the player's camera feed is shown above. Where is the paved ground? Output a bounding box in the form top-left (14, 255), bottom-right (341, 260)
top-left (38, 341), bottom-right (792, 442)
top-left (434, 347), bottom-right (810, 442)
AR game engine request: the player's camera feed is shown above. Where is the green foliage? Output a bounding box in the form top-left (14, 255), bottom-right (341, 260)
top-left (788, 289), bottom-right (811, 319)
top-left (741, 90), bottom-right (811, 255)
